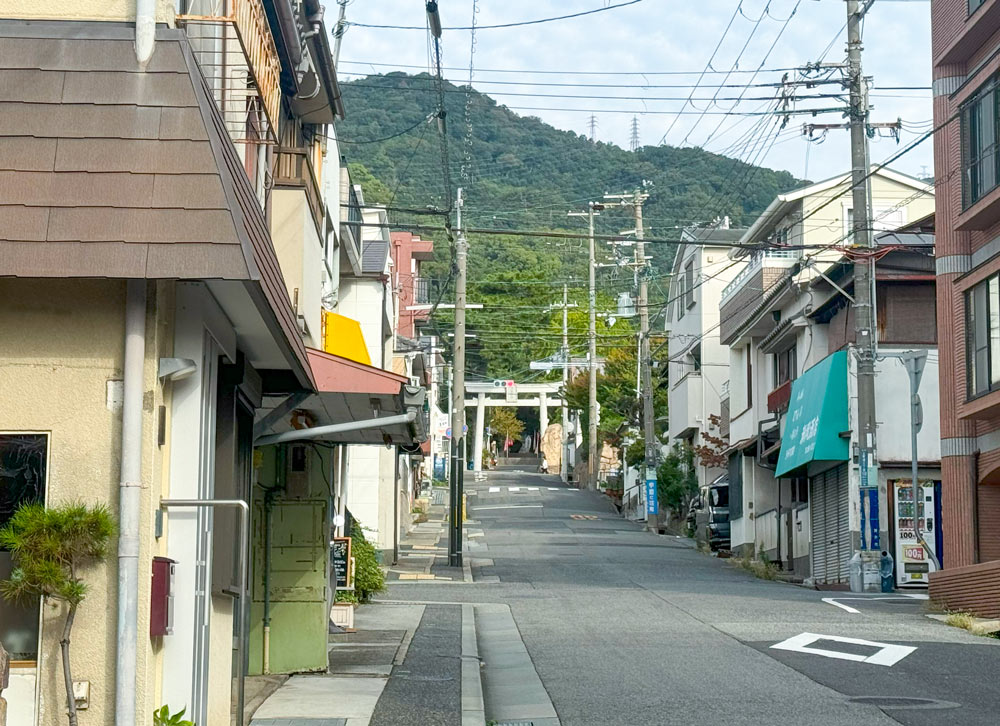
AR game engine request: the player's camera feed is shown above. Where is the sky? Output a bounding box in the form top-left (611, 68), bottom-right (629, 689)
top-left (334, 0), bottom-right (934, 183)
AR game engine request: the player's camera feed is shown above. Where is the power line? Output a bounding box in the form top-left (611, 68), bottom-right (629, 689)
top-left (337, 60), bottom-right (812, 76)
top-left (344, 0), bottom-right (645, 31)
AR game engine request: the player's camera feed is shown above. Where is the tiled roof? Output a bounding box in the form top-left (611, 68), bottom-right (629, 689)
top-left (0, 20), bottom-right (311, 387)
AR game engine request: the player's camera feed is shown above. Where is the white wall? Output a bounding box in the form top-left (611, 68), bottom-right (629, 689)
top-left (873, 349), bottom-right (941, 464)
top-left (338, 278), bottom-right (386, 367)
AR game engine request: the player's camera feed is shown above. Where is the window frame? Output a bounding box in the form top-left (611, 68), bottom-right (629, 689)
top-left (684, 259), bottom-right (696, 309)
top-left (966, 272), bottom-right (1000, 399)
top-left (0, 431), bottom-right (50, 664)
top-left (773, 344), bottom-right (798, 389)
top-left (961, 74), bottom-right (1000, 210)
top-left (969, 0), bottom-right (987, 17)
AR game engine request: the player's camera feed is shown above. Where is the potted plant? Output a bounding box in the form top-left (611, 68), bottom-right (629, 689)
top-left (0, 502), bottom-right (114, 726)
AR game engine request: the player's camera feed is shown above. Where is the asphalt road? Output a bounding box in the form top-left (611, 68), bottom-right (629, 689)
top-left (387, 466), bottom-right (1000, 726)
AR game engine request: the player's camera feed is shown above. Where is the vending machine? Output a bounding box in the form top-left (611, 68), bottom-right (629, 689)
top-left (892, 480), bottom-right (940, 587)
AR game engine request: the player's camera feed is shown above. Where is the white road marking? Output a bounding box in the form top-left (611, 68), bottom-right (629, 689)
top-left (489, 487), bottom-right (500, 493)
top-left (770, 632), bottom-right (916, 667)
top-left (471, 504), bottom-right (543, 510)
top-left (822, 595), bottom-right (931, 614)
top-left (822, 598), bottom-right (861, 614)
top-left (547, 487), bottom-right (559, 491)
top-left (527, 487), bottom-right (539, 491)
top-left (508, 487), bottom-right (520, 492)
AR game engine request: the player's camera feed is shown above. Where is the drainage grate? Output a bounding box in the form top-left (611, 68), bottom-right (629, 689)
top-left (849, 696), bottom-right (960, 710)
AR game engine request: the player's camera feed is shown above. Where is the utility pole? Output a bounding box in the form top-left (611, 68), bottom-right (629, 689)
top-left (449, 188), bottom-right (467, 567)
top-left (847, 0), bottom-right (880, 590)
top-left (561, 285), bottom-right (571, 482)
top-left (569, 203), bottom-right (603, 489)
top-left (606, 188), bottom-right (657, 530)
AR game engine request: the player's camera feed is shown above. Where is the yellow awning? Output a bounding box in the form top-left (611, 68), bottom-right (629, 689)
top-left (322, 312), bottom-right (371, 365)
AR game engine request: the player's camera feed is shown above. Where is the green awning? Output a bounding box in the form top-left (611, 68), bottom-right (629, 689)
top-left (775, 350), bottom-right (849, 477)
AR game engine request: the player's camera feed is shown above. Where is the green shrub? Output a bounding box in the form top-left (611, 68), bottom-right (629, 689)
top-left (350, 521), bottom-right (385, 602)
top-left (153, 705), bottom-right (195, 726)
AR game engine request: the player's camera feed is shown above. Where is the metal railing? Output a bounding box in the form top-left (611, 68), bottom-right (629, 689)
top-left (340, 170), bottom-right (362, 257)
top-left (720, 248), bottom-right (801, 304)
top-left (177, 0), bottom-right (282, 163)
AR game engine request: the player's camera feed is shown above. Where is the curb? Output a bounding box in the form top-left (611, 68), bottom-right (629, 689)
top-left (461, 604), bottom-right (486, 726)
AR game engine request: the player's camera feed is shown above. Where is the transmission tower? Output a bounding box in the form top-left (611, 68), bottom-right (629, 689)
top-left (629, 116), bottom-right (640, 151)
top-left (587, 114), bottom-right (598, 143)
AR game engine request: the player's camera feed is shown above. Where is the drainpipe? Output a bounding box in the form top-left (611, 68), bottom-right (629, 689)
top-left (134, 0), bottom-right (156, 65)
top-left (115, 280), bottom-right (146, 726)
top-left (262, 447), bottom-right (286, 675)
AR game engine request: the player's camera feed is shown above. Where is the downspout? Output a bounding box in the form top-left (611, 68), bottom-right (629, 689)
top-left (262, 446), bottom-right (284, 675)
top-left (115, 280), bottom-right (146, 726)
top-left (134, 0), bottom-right (156, 66)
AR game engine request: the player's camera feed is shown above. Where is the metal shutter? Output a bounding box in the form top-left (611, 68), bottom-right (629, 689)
top-left (834, 465), bottom-right (851, 582)
top-left (809, 465), bottom-right (850, 584)
top-left (810, 474), bottom-right (828, 583)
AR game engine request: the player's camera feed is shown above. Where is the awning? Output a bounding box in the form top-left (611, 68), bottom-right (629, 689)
top-left (323, 313), bottom-right (372, 365)
top-left (257, 349), bottom-right (427, 446)
top-left (775, 350), bottom-right (849, 477)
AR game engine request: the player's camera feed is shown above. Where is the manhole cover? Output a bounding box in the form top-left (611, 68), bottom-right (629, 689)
top-left (849, 696), bottom-right (960, 710)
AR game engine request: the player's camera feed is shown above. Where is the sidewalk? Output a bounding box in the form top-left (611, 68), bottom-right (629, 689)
top-left (248, 503), bottom-right (483, 726)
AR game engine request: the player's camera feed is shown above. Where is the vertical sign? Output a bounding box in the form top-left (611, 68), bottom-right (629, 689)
top-left (645, 477), bottom-right (659, 515)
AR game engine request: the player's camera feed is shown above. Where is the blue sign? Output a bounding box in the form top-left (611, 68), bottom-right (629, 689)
top-left (433, 456), bottom-right (446, 480)
top-left (645, 478), bottom-right (659, 515)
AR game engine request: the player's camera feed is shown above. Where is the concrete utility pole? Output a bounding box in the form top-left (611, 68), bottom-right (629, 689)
top-left (569, 203), bottom-right (603, 489)
top-left (606, 188), bottom-right (657, 530)
top-left (449, 188), bottom-right (467, 567)
top-left (847, 0), bottom-right (881, 589)
top-left (561, 284), bottom-right (570, 483)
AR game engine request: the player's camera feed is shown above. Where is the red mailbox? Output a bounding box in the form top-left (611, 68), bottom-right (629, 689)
top-left (150, 556), bottom-right (176, 637)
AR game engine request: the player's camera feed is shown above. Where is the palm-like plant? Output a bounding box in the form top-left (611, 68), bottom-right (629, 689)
top-left (0, 502), bottom-right (114, 726)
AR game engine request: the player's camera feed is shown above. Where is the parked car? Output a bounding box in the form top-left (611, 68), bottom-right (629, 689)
top-left (691, 476), bottom-right (730, 551)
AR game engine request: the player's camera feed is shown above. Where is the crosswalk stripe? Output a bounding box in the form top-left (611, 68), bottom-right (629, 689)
top-left (509, 487), bottom-right (520, 492)
top-left (527, 487), bottom-right (539, 491)
top-left (547, 487), bottom-right (559, 491)
top-left (489, 487), bottom-right (500, 493)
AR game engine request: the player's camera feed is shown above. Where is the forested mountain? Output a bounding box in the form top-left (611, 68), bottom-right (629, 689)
top-left (336, 73), bottom-right (803, 380)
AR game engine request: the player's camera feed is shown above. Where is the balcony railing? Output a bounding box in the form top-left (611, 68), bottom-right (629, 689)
top-left (340, 169), bottom-right (362, 261)
top-left (767, 379), bottom-right (793, 414)
top-left (720, 248), bottom-right (800, 304)
top-left (178, 0), bottom-right (282, 143)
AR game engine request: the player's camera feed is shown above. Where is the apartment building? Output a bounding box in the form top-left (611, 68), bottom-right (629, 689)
top-left (928, 0), bottom-right (1000, 617)
top-left (665, 223), bottom-right (748, 504)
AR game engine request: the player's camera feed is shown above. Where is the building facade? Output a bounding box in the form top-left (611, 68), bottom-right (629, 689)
top-left (928, 0), bottom-right (1000, 617)
top-left (719, 171), bottom-right (936, 585)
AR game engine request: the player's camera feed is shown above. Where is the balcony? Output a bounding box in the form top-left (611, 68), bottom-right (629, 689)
top-left (767, 379), bottom-right (793, 414)
top-left (670, 372), bottom-right (703, 439)
top-left (719, 250), bottom-right (800, 345)
top-left (414, 277), bottom-right (434, 305)
top-left (178, 0), bottom-right (282, 143)
top-left (275, 143), bottom-right (325, 237)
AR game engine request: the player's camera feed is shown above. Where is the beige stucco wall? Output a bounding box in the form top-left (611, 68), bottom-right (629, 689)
top-left (0, 279), bottom-right (173, 726)
top-left (272, 188), bottom-right (323, 349)
top-left (0, 0), bottom-right (175, 23)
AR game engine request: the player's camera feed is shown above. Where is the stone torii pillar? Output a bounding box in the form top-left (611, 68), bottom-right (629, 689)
top-left (473, 393), bottom-right (486, 472)
top-left (538, 391), bottom-right (549, 447)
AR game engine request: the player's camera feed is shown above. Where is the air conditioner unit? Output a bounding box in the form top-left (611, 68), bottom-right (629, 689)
top-left (297, 315), bottom-right (309, 336)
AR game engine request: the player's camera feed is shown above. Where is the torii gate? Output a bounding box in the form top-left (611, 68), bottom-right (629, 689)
top-left (465, 381), bottom-right (564, 472)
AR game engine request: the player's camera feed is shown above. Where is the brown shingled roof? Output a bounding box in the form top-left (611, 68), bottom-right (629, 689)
top-left (0, 20), bottom-right (312, 388)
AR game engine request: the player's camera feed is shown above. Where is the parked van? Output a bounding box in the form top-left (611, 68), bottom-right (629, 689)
top-left (688, 475), bottom-right (730, 551)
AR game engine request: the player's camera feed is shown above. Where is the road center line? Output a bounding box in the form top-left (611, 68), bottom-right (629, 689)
top-left (471, 504), bottom-right (543, 510)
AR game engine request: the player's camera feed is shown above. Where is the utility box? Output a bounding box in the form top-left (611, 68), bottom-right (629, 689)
top-left (150, 556), bottom-right (176, 637)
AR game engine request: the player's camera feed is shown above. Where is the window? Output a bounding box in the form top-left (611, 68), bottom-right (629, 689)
top-left (967, 274), bottom-right (1000, 397)
top-left (961, 75), bottom-right (1000, 209)
top-left (690, 343), bottom-right (702, 373)
top-left (773, 345), bottom-right (797, 388)
top-left (0, 434), bottom-right (47, 661)
top-left (970, 0), bottom-right (986, 15)
top-left (745, 346), bottom-right (753, 409)
top-left (684, 260), bottom-right (695, 309)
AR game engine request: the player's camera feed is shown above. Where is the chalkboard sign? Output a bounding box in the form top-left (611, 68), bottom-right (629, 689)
top-left (332, 537), bottom-right (353, 590)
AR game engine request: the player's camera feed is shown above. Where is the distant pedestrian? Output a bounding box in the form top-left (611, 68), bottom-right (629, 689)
top-left (540, 457), bottom-right (549, 474)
